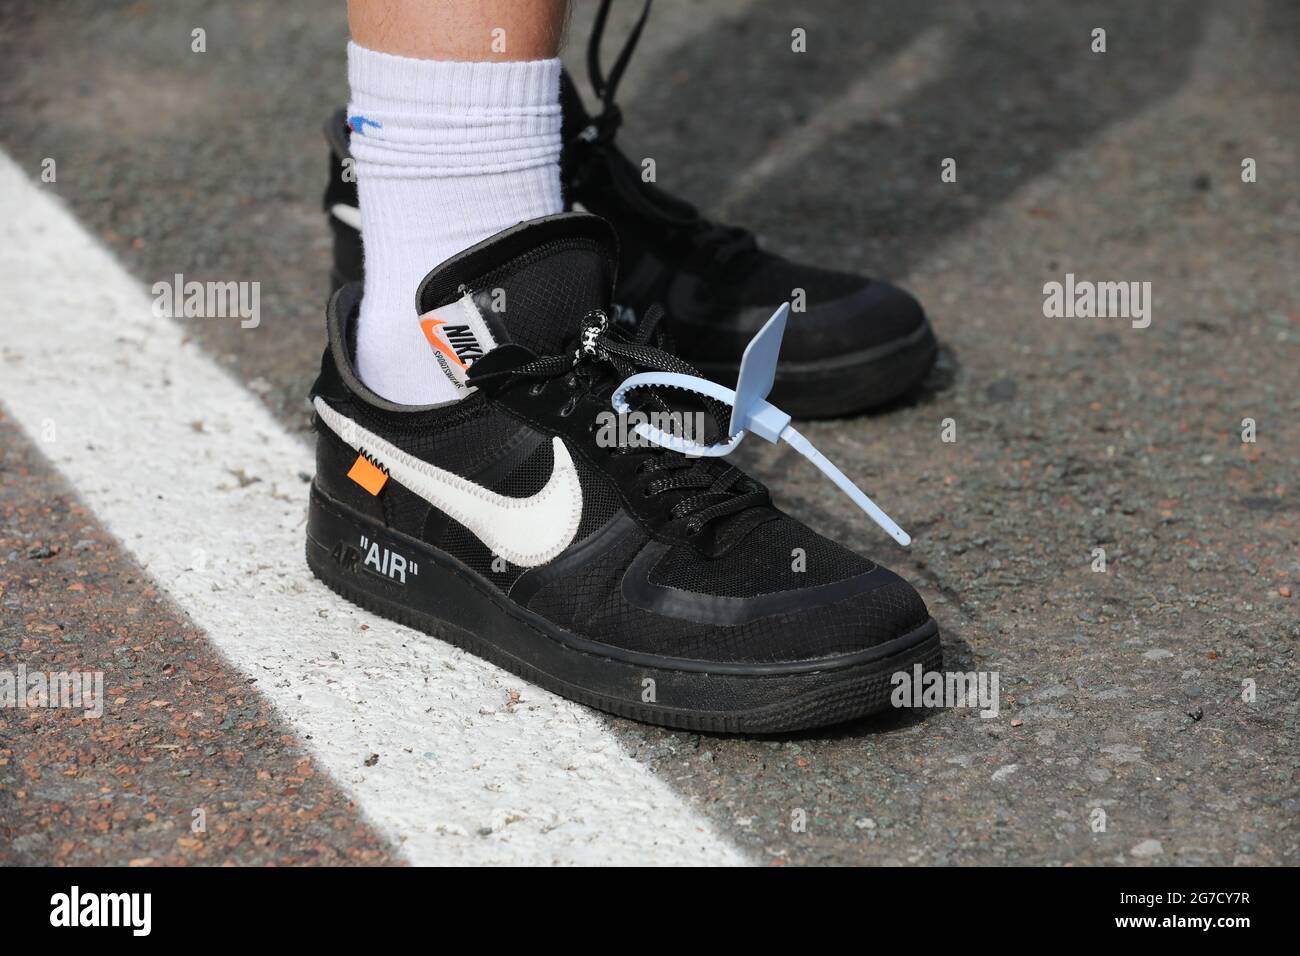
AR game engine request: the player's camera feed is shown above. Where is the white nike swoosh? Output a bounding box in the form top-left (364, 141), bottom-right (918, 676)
top-left (330, 203), bottom-right (362, 231)
top-left (314, 398), bottom-right (582, 567)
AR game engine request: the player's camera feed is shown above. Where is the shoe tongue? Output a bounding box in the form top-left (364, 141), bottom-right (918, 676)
top-left (415, 213), bottom-right (617, 366)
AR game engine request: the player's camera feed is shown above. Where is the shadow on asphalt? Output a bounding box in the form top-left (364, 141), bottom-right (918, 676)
top-left (619, 0), bottom-right (1208, 281)
top-left (737, 616), bottom-right (977, 743)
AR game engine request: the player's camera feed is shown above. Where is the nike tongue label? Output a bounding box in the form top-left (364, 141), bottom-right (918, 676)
top-left (418, 292), bottom-right (499, 396)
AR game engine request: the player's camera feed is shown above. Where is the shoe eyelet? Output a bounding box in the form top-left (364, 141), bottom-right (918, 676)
top-left (558, 397), bottom-right (579, 418)
top-left (529, 382), bottom-right (546, 397)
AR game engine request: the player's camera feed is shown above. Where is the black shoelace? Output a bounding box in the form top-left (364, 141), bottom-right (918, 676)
top-left (575, 0), bottom-right (762, 277)
top-left (470, 307), bottom-right (769, 536)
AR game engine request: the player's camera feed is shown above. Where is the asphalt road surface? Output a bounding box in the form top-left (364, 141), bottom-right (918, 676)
top-left (0, 0), bottom-right (1296, 865)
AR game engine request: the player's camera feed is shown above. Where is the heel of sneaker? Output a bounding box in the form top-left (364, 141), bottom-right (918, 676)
top-left (306, 482), bottom-right (456, 629)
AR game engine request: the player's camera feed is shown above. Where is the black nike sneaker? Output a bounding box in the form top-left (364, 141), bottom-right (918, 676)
top-left (322, 2), bottom-right (938, 418)
top-left (306, 212), bottom-right (940, 734)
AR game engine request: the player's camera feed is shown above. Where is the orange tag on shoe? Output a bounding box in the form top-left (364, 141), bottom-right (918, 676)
top-left (347, 453), bottom-right (388, 495)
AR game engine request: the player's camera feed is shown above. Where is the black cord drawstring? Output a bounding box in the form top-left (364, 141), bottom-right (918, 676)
top-left (577, 0), bottom-right (762, 273)
top-left (586, 0), bottom-right (653, 143)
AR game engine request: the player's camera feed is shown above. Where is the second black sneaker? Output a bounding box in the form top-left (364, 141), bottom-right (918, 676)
top-left (322, 2), bottom-right (938, 418)
top-left (306, 212), bottom-right (940, 734)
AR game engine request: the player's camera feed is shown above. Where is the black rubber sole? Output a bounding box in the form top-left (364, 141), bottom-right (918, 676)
top-left (306, 485), bottom-right (942, 735)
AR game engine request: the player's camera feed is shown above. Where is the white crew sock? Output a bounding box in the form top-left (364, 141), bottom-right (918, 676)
top-left (347, 42), bottom-right (563, 405)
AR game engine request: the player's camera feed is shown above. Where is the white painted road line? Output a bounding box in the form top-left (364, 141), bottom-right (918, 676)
top-left (0, 153), bottom-right (745, 866)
